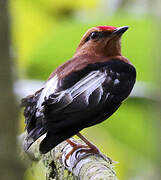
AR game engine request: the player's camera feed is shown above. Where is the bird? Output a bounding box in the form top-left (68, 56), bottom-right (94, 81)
top-left (21, 25), bottom-right (136, 154)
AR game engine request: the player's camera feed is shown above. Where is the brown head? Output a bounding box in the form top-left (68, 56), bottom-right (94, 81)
top-left (48, 25), bottom-right (131, 80)
top-left (74, 25), bottom-right (129, 58)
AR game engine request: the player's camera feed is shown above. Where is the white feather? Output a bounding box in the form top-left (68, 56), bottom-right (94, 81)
top-left (69, 70), bottom-right (106, 103)
top-left (36, 75), bottom-right (58, 109)
top-left (36, 71), bottom-right (107, 116)
top-left (114, 79), bottom-right (120, 85)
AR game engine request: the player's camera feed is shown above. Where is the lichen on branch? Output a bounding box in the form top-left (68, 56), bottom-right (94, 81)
top-left (18, 132), bottom-right (118, 180)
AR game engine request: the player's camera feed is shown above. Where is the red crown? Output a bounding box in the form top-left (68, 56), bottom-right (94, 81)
top-left (97, 26), bottom-right (117, 31)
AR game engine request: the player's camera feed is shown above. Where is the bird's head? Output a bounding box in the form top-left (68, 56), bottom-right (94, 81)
top-left (74, 25), bottom-right (128, 58)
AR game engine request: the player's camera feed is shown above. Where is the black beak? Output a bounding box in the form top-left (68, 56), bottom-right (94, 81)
top-left (113, 26), bottom-right (129, 35)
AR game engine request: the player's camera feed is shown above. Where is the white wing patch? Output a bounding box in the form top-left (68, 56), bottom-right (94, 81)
top-left (69, 70), bottom-right (106, 104)
top-left (49, 70), bottom-right (107, 109)
top-left (36, 70), bottom-right (108, 116)
top-left (36, 75), bottom-right (58, 110)
top-left (114, 79), bottom-right (120, 85)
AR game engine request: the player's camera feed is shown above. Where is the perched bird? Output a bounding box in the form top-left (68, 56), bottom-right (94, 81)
top-left (21, 25), bottom-right (136, 154)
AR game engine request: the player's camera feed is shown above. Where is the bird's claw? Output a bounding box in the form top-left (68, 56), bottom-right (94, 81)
top-left (65, 138), bottom-right (112, 164)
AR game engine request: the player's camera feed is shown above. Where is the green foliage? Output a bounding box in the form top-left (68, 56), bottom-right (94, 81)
top-left (25, 22), bottom-right (89, 79)
top-left (10, 0), bottom-right (99, 70)
top-left (103, 98), bottom-right (158, 160)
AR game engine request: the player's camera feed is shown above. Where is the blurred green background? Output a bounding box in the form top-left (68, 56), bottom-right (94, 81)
top-left (9, 0), bottom-right (160, 179)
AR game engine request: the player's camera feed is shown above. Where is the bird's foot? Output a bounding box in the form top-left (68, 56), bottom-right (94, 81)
top-left (65, 139), bottom-right (88, 160)
top-left (66, 138), bottom-right (112, 164)
top-left (76, 133), bottom-right (113, 163)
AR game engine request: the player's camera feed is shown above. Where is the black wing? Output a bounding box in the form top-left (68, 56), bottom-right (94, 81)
top-left (40, 59), bottom-right (136, 153)
top-left (43, 60), bottom-right (136, 114)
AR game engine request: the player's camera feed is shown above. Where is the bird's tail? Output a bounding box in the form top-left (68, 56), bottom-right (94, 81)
top-left (24, 126), bottom-right (46, 152)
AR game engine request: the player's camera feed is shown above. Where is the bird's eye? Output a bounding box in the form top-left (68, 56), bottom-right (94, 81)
top-left (90, 32), bottom-right (98, 39)
top-left (84, 31), bottom-right (99, 43)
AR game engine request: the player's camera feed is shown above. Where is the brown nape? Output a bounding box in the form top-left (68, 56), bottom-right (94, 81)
top-left (48, 54), bottom-right (130, 80)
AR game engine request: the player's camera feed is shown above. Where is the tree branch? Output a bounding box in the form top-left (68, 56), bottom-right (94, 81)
top-left (19, 132), bottom-right (118, 180)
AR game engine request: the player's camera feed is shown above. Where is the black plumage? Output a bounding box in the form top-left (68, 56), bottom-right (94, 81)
top-left (22, 59), bottom-right (136, 154)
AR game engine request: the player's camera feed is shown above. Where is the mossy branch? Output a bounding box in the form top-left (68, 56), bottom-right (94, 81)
top-left (18, 132), bottom-right (118, 180)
